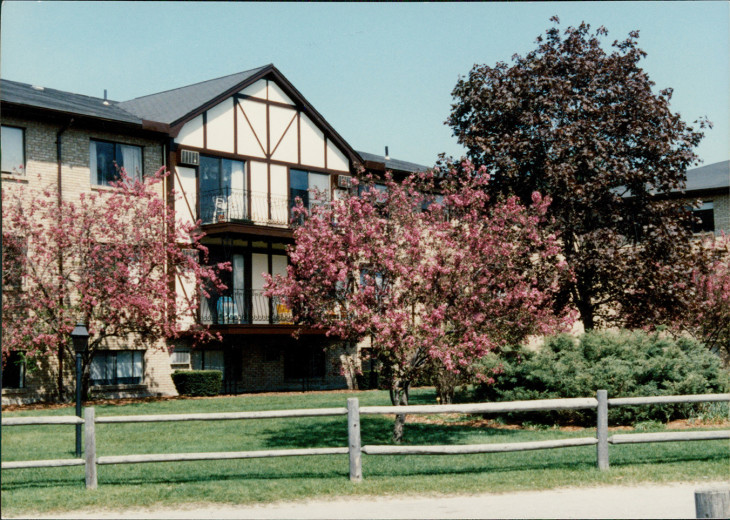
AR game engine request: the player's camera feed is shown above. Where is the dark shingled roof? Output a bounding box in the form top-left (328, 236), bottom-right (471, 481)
top-left (2, 69), bottom-right (433, 172)
top-left (357, 150), bottom-right (428, 173)
top-left (117, 65), bottom-right (271, 126)
top-left (685, 160), bottom-right (729, 191)
top-left (1, 79), bottom-right (142, 124)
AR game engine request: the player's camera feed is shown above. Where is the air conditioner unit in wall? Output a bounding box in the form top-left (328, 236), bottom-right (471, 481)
top-left (180, 149), bottom-right (200, 166)
top-left (337, 175), bottom-right (353, 189)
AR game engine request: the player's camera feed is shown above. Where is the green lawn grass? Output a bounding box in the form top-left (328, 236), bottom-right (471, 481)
top-left (2, 388), bottom-right (728, 515)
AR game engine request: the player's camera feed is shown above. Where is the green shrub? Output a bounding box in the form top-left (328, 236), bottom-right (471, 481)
top-left (172, 370), bottom-right (223, 396)
top-left (473, 330), bottom-right (729, 426)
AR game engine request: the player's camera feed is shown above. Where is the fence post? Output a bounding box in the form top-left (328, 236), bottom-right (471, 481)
top-left (695, 488), bottom-right (730, 518)
top-left (84, 407), bottom-right (97, 489)
top-left (596, 389), bottom-right (609, 470)
top-left (347, 397), bottom-right (362, 482)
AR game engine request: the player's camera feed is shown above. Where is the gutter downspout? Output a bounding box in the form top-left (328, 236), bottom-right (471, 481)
top-left (55, 119), bottom-right (73, 401)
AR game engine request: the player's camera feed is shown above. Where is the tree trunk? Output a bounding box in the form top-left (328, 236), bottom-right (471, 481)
top-left (434, 368), bottom-right (458, 404)
top-left (389, 378), bottom-right (410, 444)
top-left (578, 299), bottom-right (595, 331)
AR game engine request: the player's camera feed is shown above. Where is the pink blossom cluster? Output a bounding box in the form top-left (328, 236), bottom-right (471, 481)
top-left (265, 160), bottom-right (573, 388)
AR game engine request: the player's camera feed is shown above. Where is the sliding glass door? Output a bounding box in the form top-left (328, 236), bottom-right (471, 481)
top-left (200, 156), bottom-right (247, 223)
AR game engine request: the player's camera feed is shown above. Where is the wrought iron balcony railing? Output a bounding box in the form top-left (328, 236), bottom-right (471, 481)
top-left (201, 289), bottom-right (293, 326)
top-left (199, 188), bottom-right (290, 227)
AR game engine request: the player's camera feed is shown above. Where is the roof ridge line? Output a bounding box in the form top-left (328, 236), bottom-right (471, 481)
top-left (119, 64), bottom-right (272, 103)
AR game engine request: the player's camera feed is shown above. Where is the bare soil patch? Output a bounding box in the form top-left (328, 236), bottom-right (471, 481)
top-left (406, 412), bottom-right (729, 431)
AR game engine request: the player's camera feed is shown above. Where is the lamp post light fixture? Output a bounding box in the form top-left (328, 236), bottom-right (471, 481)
top-left (71, 322), bottom-right (89, 458)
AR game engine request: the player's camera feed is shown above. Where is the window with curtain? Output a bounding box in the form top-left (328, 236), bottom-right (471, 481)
top-left (1, 126), bottom-right (25, 175)
top-left (90, 139), bottom-right (143, 186)
top-left (90, 350), bottom-right (144, 386)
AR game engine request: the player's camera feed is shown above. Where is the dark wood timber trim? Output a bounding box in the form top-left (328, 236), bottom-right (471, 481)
top-left (265, 84), bottom-right (271, 158)
top-left (164, 65), bottom-right (363, 166)
top-left (234, 93), bottom-right (294, 110)
top-left (270, 111), bottom-right (297, 158)
top-left (207, 324), bottom-right (327, 336)
top-left (201, 111), bottom-right (206, 149)
top-left (237, 100), bottom-right (267, 157)
top-left (297, 112), bottom-right (301, 165)
top-left (233, 97), bottom-right (238, 155)
top-left (166, 139), bottom-right (180, 321)
top-left (201, 221), bottom-right (294, 239)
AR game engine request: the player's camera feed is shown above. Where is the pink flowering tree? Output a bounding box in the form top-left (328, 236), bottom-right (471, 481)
top-left (2, 168), bottom-right (228, 401)
top-left (675, 234), bottom-right (730, 361)
top-left (266, 161), bottom-right (573, 442)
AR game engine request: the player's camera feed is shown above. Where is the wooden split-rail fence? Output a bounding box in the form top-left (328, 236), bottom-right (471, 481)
top-left (2, 390), bottom-right (729, 489)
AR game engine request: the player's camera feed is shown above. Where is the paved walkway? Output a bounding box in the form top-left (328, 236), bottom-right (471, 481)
top-left (15, 481), bottom-right (729, 519)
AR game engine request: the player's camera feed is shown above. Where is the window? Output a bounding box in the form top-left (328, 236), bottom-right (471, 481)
top-left (290, 169), bottom-right (330, 211)
top-left (191, 350), bottom-right (224, 373)
top-left (199, 155), bottom-right (246, 222)
top-left (358, 182), bottom-right (387, 203)
top-left (1, 126), bottom-right (25, 175)
top-left (170, 349), bottom-right (191, 367)
top-left (284, 345), bottom-right (325, 380)
top-left (692, 201), bottom-right (715, 233)
top-left (90, 350), bottom-right (144, 386)
top-left (2, 236), bottom-right (26, 289)
top-left (90, 139), bottom-right (143, 186)
top-left (2, 351), bottom-right (25, 389)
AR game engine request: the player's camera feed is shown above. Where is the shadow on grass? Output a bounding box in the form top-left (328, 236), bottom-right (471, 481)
top-left (2, 450), bottom-right (726, 492)
top-left (260, 415), bottom-right (525, 450)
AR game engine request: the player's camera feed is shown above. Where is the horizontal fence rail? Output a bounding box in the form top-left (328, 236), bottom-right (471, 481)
top-left (2, 391), bottom-right (728, 488)
top-left (2, 416), bottom-right (84, 426)
top-left (608, 394), bottom-right (730, 406)
top-left (360, 397), bottom-right (599, 416)
top-left (362, 437), bottom-right (599, 456)
top-left (95, 407), bottom-right (348, 423)
top-left (609, 430), bottom-right (730, 445)
top-left (97, 448), bottom-right (350, 466)
top-left (2, 459), bottom-right (86, 470)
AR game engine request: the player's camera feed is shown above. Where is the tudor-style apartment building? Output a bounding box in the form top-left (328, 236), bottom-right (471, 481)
top-left (1, 64), bottom-right (425, 404)
top-left (2, 65), bottom-right (728, 404)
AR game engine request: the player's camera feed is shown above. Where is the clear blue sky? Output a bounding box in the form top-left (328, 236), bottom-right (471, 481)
top-left (2, 1), bottom-right (728, 168)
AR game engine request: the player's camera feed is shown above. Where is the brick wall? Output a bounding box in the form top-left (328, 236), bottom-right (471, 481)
top-left (1, 115), bottom-right (171, 404)
top-left (712, 193), bottom-right (729, 234)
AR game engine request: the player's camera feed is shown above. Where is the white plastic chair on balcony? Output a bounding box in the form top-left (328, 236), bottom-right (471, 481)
top-left (213, 196), bottom-right (228, 223)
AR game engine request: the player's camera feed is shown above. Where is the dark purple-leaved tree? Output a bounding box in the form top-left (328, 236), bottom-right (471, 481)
top-left (447, 17), bottom-right (716, 330)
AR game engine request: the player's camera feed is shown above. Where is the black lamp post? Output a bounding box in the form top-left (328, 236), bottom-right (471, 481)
top-left (71, 323), bottom-right (89, 458)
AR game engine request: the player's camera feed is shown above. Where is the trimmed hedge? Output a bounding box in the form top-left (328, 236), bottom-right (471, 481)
top-left (474, 330), bottom-right (729, 426)
top-left (172, 370), bottom-right (223, 396)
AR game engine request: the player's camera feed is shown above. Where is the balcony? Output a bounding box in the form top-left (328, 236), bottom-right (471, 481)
top-left (200, 188), bottom-right (290, 227)
top-left (201, 289), bottom-right (293, 326)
